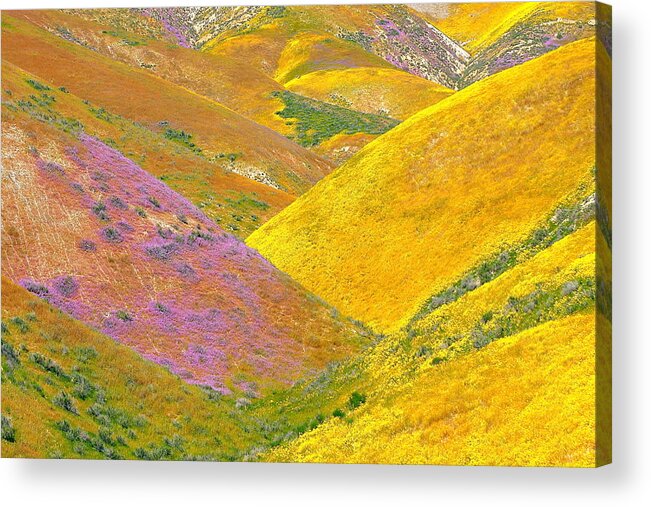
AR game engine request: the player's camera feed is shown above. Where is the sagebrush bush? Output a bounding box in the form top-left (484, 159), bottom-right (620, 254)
top-left (1, 414), bottom-right (16, 442)
top-left (53, 391), bottom-right (79, 414)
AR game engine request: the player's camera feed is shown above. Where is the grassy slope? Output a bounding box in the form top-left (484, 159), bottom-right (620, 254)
top-left (471, 2), bottom-right (596, 51)
top-left (9, 10), bottom-right (413, 165)
top-left (266, 313), bottom-right (597, 466)
top-left (271, 90), bottom-right (399, 148)
top-left (268, 30), bottom-right (408, 159)
top-left (202, 7), bottom-right (404, 79)
top-left (203, 19), bottom-right (399, 162)
top-left (416, 2), bottom-right (599, 87)
top-left (255, 221), bottom-right (600, 465)
top-left (1, 6), bottom-right (610, 465)
top-left (455, 2), bottom-right (598, 86)
top-left (1, 110), bottom-right (371, 395)
top-left (202, 4), bottom-right (468, 88)
top-left (261, 4), bottom-right (468, 88)
top-left (284, 67), bottom-right (454, 121)
top-left (200, 5), bottom-right (465, 158)
top-left (1, 13), bottom-right (333, 195)
top-left (1, 277), bottom-right (260, 460)
top-left (3, 218), bottom-right (605, 465)
top-left (248, 38), bottom-right (602, 333)
top-left (412, 2), bottom-right (530, 52)
top-left (273, 31), bottom-right (393, 85)
top-left (203, 21), bottom-right (290, 78)
top-left (2, 61), bottom-right (293, 239)
top-left (311, 132), bottom-right (379, 166)
top-left (9, 9), bottom-right (293, 137)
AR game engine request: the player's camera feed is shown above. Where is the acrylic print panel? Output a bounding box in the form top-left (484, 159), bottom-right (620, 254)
top-left (0, 2), bottom-right (611, 466)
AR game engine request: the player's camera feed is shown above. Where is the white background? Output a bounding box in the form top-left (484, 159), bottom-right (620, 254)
top-left (1, 0), bottom-right (649, 505)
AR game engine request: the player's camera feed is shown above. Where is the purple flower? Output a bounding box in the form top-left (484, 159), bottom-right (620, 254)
top-left (20, 279), bottom-right (50, 298)
top-left (78, 239), bottom-right (96, 252)
top-left (52, 275), bottom-right (79, 298)
top-left (101, 227), bottom-right (123, 243)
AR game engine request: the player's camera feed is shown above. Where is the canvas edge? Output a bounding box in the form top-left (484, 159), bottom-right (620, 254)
top-left (594, 0), bottom-right (612, 468)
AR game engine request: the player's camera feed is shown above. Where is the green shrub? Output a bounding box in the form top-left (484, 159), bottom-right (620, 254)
top-left (55, 419), bottom-right (89, 443)
top-left (2, 339), bottom-right (20, 371)
top-left (72, 373), bottom-right (95, 400)
top-left (30, 352), bottom-right (66, 377)
top-left (348, 391), bottom-right (367, 410)
top-left (164, 434), bottom-right (184, 451)
top-left (75, 346), bottom-right (98, 363)
top-left (1, 414), bottom-right (16, 442)
top-left (10, 317), bottom-right (29, 333)
top-left (308, 414), bottom-right (325, 431)
top-left (115, 310), bottom-right (133, 322)
top-left (53, 391), bottom-right (78, 414)
top-left (163, 128), bottom-right (202, 154)
top-left (92, 202), bottom-right (109, 221)
top-left (272, 91), bottom-right (399, 147)
top-left (26, 79), bottom-right (50, 91)
top-left (415, 345), bottom-right (433, 358)
top-left (102, 227), bottom-right (123, 243)
top-left (134, 443), bottom-right (172, 460)
top-left (147, 196), bottom-right (161, 209)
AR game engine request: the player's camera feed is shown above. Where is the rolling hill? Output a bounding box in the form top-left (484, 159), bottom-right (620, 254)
top-left (418, 1), bottom-right (602, 86)
top-left (266, 313), bottom-right (599, 466)
top-left (247, 38), bottom-right (602, 333)
top-left (1, 4), bottom-right (610, 466)
top-left (2, 108), bottom-right (372, 395)
top-left (5, 10), bottom-right (412, 165)
top-left (153, 4), bottom-right (601, 92)
top-left (9, 9), bottom-right (293, 137)
top-left (1, 277), bottom-right (262, 460)
top-left (1, 61), bottom-right (294, 239)
top-left (273, 30), bottom-right (395, 85)
top-left (248, 219), bottom-right (607, 466)
top-left (171, 5), bottom-right (470, 89)
top-left (1, 13), bottom-right (334, 195)
top-left (284, 67), bottom-right (453, 120)
top-left (410, 2), bottom-right (529, 52)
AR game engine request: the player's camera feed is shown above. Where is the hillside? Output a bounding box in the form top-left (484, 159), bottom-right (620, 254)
top-left (1, 109), bottom-right (371, 395)
top-left (1, 13), bottom-right (334, 195)
top-left (411, 2), bottom-right (528, 52)
top-left (1, 61), bottom-right (294, 239)
top-left (454, 2), bottom-right (600, 86)
top-left (266, 313), bottom-right (598, 466)
top-left (284, 67), bottom-right (453, 120)
top-left (414, 2), bottom-right (603, 86)
top-left (152, 4), bottom-right (600, 91)
top-left (1, 278), bottom-right (263, 460)
top-left (1, 4), bottom-right (610, 466)
top-left (273, 31), bottom-right (394, 85)
top-left (247, 38), bottom-right (601, 332)
top-left (185, 5), bottom-right (471, 89)
top-left (9, 9), bottom-right (292, 137)
top-left (249, 219), bottom-right (606, 465)
top-left (5, 10), bottom-right (410, 165)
